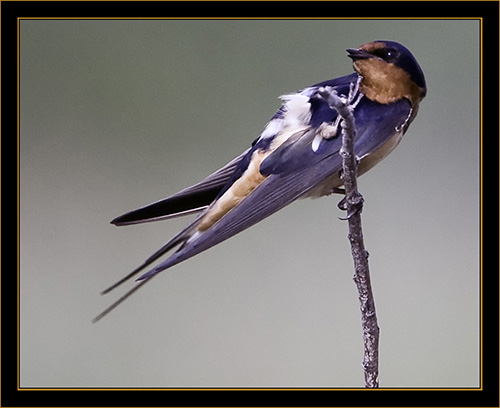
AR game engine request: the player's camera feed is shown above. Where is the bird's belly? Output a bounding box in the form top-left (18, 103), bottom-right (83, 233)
top-left (305, 172), bottom-right (343, 198)
top-left (305, 129), bottom-right (404, 198)
top-left (357, 129), bottom-right (404, 176)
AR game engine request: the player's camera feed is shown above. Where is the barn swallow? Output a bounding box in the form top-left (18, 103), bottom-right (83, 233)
top-left (94, 40), bottom-right (426, 322)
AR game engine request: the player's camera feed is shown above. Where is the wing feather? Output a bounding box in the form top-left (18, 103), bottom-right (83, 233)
top-left (111, 148), bottom-right (250, 226)
top-left (137, 97), bottom-right (412, 280)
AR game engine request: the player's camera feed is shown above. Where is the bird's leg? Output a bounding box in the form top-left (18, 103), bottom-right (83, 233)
top-left (338, 191), bottom-right (364, 220)
top-left (337, 155), bottom-right (363, 219)
top-left (331, 187), bottom-right (345, 195)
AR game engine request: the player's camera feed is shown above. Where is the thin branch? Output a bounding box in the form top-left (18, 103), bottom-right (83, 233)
top-left (319, 86), bottom-right (380, 388)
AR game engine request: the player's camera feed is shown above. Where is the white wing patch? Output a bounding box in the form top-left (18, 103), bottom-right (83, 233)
top-left (196, 93), bottom-right (315, 233)
top-left (279, 93), bottom-right (312, 127)
top-left (259, 92), bottom-right (312, 142)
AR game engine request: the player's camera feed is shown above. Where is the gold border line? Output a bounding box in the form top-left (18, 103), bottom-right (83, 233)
top-left (16, 16), bottom-right (484, 393)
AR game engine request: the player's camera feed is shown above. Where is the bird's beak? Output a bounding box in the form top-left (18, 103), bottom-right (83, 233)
top-left (346, 48), bottom-right (373, 61)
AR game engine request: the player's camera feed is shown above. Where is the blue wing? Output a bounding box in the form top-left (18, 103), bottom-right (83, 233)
top-left (96, 73), bottom-right (412, 321)
top-left (110, 149), bottom-right (251, 226)
top-left (137, 83), bottom-right (412, 280)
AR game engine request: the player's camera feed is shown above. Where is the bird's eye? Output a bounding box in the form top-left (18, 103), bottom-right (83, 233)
top-left (384, 50), bottom-right (394, 59)
top-left (375, 48), bottom-right (399, 62)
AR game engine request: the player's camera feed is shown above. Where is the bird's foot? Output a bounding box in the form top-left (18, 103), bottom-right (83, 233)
top-left (337, 192), bottom-right (364, 220)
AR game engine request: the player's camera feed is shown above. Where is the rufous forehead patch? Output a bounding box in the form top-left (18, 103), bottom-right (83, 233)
top-left (358, 41), bottom-right (387, 53)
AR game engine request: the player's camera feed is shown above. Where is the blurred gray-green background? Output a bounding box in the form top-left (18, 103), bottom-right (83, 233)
top-left (20, 19), bottom-right (480, 388)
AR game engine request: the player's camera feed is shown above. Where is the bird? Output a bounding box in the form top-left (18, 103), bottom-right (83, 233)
top-left (93, 40), bottom-right (426, 322)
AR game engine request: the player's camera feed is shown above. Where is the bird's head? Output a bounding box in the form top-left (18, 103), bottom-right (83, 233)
top-left (347, 40), bottom-right (426, 105)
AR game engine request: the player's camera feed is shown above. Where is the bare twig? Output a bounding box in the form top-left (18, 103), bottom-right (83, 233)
top-left (319, 86), bottom-right (380, 388)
